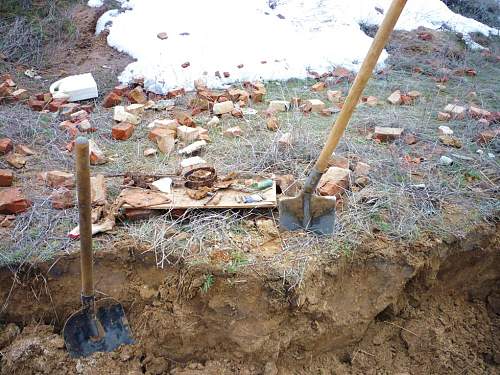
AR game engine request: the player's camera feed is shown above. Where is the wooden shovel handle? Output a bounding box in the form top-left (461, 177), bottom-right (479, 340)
top-left (314, 0), bottom-right (407, 172)
top-left (75, 137), bottom-right (94, 298)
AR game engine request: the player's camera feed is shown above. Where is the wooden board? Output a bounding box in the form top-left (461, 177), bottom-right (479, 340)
top-left (121, 182), bottom-right (277, 210)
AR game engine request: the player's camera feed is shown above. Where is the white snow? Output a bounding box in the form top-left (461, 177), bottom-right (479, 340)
top-left (93, 0), bottom-right (498, 93)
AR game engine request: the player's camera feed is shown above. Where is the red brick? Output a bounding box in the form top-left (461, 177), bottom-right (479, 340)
top-left (174, 111), bottom-right (196, 127)
top-left (59, 103), bottom-right (81, 119)
top-left (113, 84), bottom-right (129, 96)
top-left (11, 89), bottom-right (29, 101)
top-left (112, 123), bottom-right (134, 140)
top-left (46, 170), bottom-right (75, 188)
top-left (0, 138), bottom-right (13, 154)
top-left (102, 92), bottom-right (122, 108)
top-left (35, 92), bottom-right (52, 103)
top-left (148, 127), bottom-right (175, 142)
top-left (28, 97), bottom-right (46, 111)
top-left (48, 99), bottom-right (67, 112)
top-left (0, 169), bottom-right (14, 187)
top-left (127, 86), bottom-right (148, 104)
top-left (59, 120), bottom-right (80, 138)
top-left (51, 188), bottom-right (74, 209)
top-left (0, 188), bottom-right (31, 214)
top-left (318, 167), bottom-right (351, 197)
top-left (166, 87), bottom-right (185, 99)
top-left (80, 104), bottom-right (94, 114)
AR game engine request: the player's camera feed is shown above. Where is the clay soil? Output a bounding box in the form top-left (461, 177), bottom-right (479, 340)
top-left (0, 223), bottom-right (498, 374)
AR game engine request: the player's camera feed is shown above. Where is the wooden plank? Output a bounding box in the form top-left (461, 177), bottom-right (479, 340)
top-left (121, 182), bottom-right (277, 210)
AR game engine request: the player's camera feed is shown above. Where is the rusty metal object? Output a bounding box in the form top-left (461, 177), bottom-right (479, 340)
top-left (184, 166), bottom-right (217, 189)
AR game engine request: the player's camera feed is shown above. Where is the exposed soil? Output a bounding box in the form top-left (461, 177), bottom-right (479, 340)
top-left (0, 223), bottom-right (498, 374)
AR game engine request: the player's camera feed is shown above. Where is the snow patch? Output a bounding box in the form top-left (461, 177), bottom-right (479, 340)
top-left (93, 0), bottom-right (498, 93)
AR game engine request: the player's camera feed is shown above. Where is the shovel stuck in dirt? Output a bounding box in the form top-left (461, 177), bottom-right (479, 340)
top-left (63, 137), bottom-right (134, 358)
top-left (279, 0), bottom-right (407, 235)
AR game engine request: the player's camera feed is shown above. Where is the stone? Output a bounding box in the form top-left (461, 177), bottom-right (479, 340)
top-left (373, 127), bottom-right (404, 142)
top-left (51, 188), bottom-right (74, 209)
top-left (311, 81), bottom-right (326, 92)
top-left (157, 32), bottom-right (168, 40)
top-left (177, 126), bottom-right (199, 143)
top-left (126, 103), bottom-right (145, 115)
top-left (278, 132), bottom-right (292, 148)
top-left (143, 148), bottom-right (158, 157)
top-left (0, 138), bottom-right (13, 154)
top-left (437, 112), bottom-right (451, 121)
top-left (114, 106), bottom-right (140, 125)
top-left (46, 171), bottom-right (75, 188)
top-left (468, 106), bottom-right (491, 119)
top-left (207, 116), bottom-right (220, 127)
top-left (365, 96), bottom-right (378, 107)
top-left (318, 167), bottom-right (351, 197)
top-left (157, 133), bottom-right (176, 154)
top-left (174, 111), bottom-right (196, 127)
top-left (443, 104), bottom-right (466, 120)
top-left (223, 126), bottom-right (242, 138)
top-left (327, 90), bottom-right (342, 103)
top-left (213, 100), bottom-right (234, 115)
top-left (439, 155), bottom-right (453, 166)
top-left (354, 162), bottom-right (370, 176)
top-left (5, 153), bottom-right (26, 169)
top-left (127, 86), bottom-right (148, 104)
top-left (0, 169), bottom-right (14, 187)
top-left (438, 125), bottom-right (453, 136)
top-left (178, 140), bottom-right (207, 155)
top-left (149, 119), bottom-right (178, 130)
top-left (112, 123), bottom-right (134, 140)
top-left (0, 188), bottom-right (31, 214)
top-left (91, 175), bottom-right (107, 205)
top-left (439, 135), bottom-right (462, 148)
top-left (387, 90), bottom-right (402, 105)
top-left (476, 129), bottom-right (500, 145)
top-left (148, 128), bottom-right (176, 142)
top-left (268, 100), bottom-right (290, 112)
top-left (102, 92), bottom-right (122, 108)
top-left (266, 116), bottom-right (279, 131)
top-left (11, 89), bottom-right (29, 101)
top-left (303, 99), bottom-right (326, 112)
top-left (88, 140), bottom-right (107, 165)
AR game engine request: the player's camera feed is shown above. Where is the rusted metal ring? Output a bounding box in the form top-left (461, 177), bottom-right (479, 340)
top-left (184, 166), bottom-right (217, 189)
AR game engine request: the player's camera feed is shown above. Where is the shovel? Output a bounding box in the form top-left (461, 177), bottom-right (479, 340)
top-left (63, 137), bottom-right (134, 358)
top-left (279, 0), bottom-right (407, 235)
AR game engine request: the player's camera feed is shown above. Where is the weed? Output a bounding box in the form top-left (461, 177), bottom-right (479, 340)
top-left (200, 274), bottom-right (215, 294)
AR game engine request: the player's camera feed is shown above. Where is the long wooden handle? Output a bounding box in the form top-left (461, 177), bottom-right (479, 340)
top-left (314, 0), bottom-right (407, 172)
top-left (75, 137), bottom-right (94, 298)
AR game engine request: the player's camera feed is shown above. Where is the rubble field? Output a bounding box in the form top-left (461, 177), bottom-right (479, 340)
top-left (0, 2), bottom-right (499, 374)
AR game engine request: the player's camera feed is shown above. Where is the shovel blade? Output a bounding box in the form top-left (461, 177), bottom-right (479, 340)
top-left (63, 298), bottom-right (134, 358)
top-left (279, 193), bottom-right (336, 235)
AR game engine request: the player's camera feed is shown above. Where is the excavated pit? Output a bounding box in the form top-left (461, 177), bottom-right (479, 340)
top-left (0, 224), bottom-right (498, 374)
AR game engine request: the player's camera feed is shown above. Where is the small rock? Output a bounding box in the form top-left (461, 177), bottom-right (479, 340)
top-left (0, 188), bottom-right (31, 214)
top-left (438, 125), bottom-right (453, 135)
top-left (90, 175), bottom-right (107, 205)
top-left (439, 155), bottom-right (453, 166)
top-left (266, 116), bottom-right (279, 131)
top-left (407, 90), bottom-right (421, 99)
top-left (387, 90), bottom-right (402, 105)
top-left (373, 127), bottom-right (404, 142)
top-left (268, 100), bottom-right (290, 112)
top-left (443, 104), bottom-right (466, 120)
top-left (207, 116), bottom-right (220, 127)
top-left (223, 126), bottom-right (242, 138)
top-left (0, 138), bottom-right (13, 154)
top-left (151, 177), bottom-right (172, 193)
top-left (5, 153), bottom-right (27, 169)
top-left (437, 112), bottom-right (451, 121)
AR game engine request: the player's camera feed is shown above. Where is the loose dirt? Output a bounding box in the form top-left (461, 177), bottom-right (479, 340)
top-left (1, 224), bottom-right (498, 374)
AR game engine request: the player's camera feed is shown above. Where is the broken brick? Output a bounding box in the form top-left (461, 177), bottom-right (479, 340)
top-left (149, 127), bottom-right (176, 142)
top-left (174, 111), bottom-right (196, 127)
top-left (476, 129), bottom-right (500, 145)
top-left (113, 85), bottom-right (129, 96)
top-left (114, 106), bottom-right (140, 125)
top-left (176, 126), bottom-right (199, 143)
top-left (102, 92), bottom-right (122, 108)
top-left (268, 100), bottom-right (290, 112)
top-left (126, 103), bottom-right (145, 115)
top-left (46, 171), bottom-right (74, 188)
top-left (354, 162), bottom-right (370, 176)
top-left (468, 106), bottom-right (491, 119)
top-left (213, 101), bottom-right (234, 115)
top-left (374, 127), bottom-right (404, 142)
top-left (59, 103), bottom-right (81, 119)
top-left (0, 138), bottom-right (13, 154)
top-left (76, 119), bottom-right (94, 133)
top-left (5, 153), bottom-right (26, 169)
top-left (327, 90), bottom-right (342, 103)
top-left (112, 123), bottom-right (135, 140)
top-left (127, 86), bottom-right (148, 104)
top-left (28, 97), bottom-right (46, 111)
top-left (88, 140), bottom-right (107, 165)
top-left (387, 90), bottom-right (402, 105)
top-left (70, 110), bottom-right (89, 122)
top-left (11, 89), bottom-right (29, 101)
top-left (231, 108), bottom-right (243, 118)
top-left (167, 87), bottom-right (186, 98)
top-left (223, 126), bottom-right (242, 138)
top-left (35, 93), bottom-right (52, 103)
top-left (311, 81), bottom-right (327, 92)
top-left (318, 167), bottom-right (351, 197)
top-left (51, 188), bottom-right (74, 209)
top-left (443, 104), bottom-right (466, 120)
top-left (15, 144), bottom-right (35, 156)
top-left (48, 99), bottom-right (67, 112)
top-left (0, 188), bottom-right (31, 214)
top-left (303, 99), bottom-right (326, 113)
top-left (0, 169), bottom-right (14, 187)
top-left (437, 112), bottom-right (451, 121)
top-left (266, 116), bottom-right (279, 131)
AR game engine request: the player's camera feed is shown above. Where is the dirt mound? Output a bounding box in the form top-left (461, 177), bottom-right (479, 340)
top-left (0, 224), bottom-right (498, 374)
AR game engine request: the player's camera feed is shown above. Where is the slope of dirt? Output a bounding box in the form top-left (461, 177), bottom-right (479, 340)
top-left (0, 223), bottom-right (498, 374)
